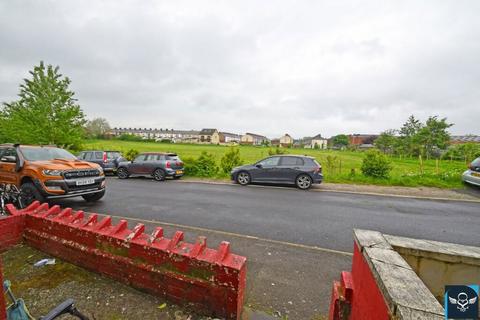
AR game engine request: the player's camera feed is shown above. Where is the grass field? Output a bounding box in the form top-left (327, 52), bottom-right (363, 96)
top-left (83, 139), bottom-right (469, 189)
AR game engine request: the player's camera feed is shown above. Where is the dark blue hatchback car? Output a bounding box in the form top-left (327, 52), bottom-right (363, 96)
top-left (231, 155), bottom-right (323, 190)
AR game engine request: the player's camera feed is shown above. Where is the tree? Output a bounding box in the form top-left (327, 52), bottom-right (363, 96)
top-left (331, 134), bottom-right (349, 148)
top-left (0, 62), bottom-right (86, 148)
top-left (443, 142), bottom-right (480, 163)
top-left (85, 117), bottom-right (111, 138)
top-left (415, 116), bottom-right (453, 159)
top-left (398, 115), bottom-right (423, 157)
top-left (374, 130), bottom-right (397, 154)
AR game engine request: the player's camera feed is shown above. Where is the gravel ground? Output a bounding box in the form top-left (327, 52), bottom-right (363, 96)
top-left (1, 245), bottom-right (217, 320)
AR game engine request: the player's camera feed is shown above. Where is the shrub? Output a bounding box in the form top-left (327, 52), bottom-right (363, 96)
top-left (125, 149), bottom-right (139, 161)
top-left (185, 152), bottom-right (218, 177)
top-left (361, 149), bottom-right (392, 178)
top-left (268, 147), bottom-right (285, 155)
top-left (220, 148), bottom-right (243, 174)
top-left (117, 134), bottom-right (143, 142)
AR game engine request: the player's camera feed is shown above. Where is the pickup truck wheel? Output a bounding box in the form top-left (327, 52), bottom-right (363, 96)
top-left (82, 190), bottom-right (105, 202)
top-left (153, 168), bottom-right (166, 181)
top-left (20, 182), bottom-right (45, 206)
top-left (117, 167), bottom-right (129, 179)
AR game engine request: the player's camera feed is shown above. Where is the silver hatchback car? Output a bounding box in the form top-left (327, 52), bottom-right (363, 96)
top-left (462, 157), bottom-right (480, 187)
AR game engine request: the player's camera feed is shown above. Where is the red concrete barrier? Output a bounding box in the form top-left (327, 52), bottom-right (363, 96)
top-left (329, 229), bottom-right (446, 320)
top-left (3, 202), bottom-right (247, 319)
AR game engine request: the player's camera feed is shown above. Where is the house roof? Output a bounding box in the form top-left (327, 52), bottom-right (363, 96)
top-left (220, 132), bottom-right (241, 138)
top-left (245, 133), bottom-right (268, 140)
top-left (199, 128), bottom-right (218, 135)
top-left (312, 134), bottom-right (326, 140)
top-left (451, 135), bottom-right (480, 142)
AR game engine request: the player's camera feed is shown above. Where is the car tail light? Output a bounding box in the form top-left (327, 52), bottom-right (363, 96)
top-left (165, 161), bottom-right (171, 168)
top-left (314, 166), bottom-right (322, 174)
top-left (103, 152), bottom-right (108, 163)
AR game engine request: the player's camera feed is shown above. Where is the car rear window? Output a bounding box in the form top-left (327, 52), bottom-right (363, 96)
top-left (281, 157), bottom-right (304, 166)
top-left (145, 154), bottom-right (160, 161)
top-left (472, 158), bottom-right (480, 167)
top-left (94, 152), bottom-right (103, 159)
top-left (166, 155), bottom-right (180, 161)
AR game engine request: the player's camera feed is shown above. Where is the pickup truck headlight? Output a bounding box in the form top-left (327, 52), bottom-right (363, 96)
top-left (43, 169), bottom-right (64, 176)
top-left (97, 167), bottom-right (104, 175)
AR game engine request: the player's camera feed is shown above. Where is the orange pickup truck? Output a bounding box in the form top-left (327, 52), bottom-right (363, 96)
top-left (0, 144), bottom-right (106, 206)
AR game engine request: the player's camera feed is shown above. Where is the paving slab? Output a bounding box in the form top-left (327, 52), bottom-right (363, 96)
top-left (116, 216), bottom-right (352, 319)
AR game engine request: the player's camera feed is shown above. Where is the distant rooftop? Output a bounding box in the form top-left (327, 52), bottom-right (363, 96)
top-left (451, 135), bottom-right (480, 142)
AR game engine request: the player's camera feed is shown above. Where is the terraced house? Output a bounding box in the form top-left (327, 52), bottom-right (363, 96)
top-left (240, 133), bottom-right (269, 146)
top-left (199, 128), bottom-right (220, 144)
top-left (219, 132), bottom-right (242, 144)
top-left (109, 127), bottom-right (200, 143)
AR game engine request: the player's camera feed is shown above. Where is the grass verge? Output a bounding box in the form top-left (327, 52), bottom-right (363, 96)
top-left (83, 139), bottom-right (468, 189)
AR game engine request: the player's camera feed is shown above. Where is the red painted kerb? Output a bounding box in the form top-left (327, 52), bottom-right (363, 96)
top-left (0, 202), bottom-right (247, 320)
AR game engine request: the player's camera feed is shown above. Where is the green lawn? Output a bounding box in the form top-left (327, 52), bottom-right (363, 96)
top-left (82, 139), bottom-right (469, 189)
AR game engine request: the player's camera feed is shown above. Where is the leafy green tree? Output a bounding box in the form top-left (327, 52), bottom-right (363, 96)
top-left (374, 130), bottom-right (397, 154)
top-left (0, 62), bottom-right (86, 148)
top-left (398, 115), bottom-right (423, 156)
top-left (414, 116), bottom-right (452, 159)
top-left (220, 147), bottom-right (243, 174)
top-left (331, 134), bottom-right (349, 148)
top-left (443, 142), bottom-right (480, 163)
top-left (361, 149), bottom-right (392, 178)
top-left (85, 117), bottom-right (111, 138)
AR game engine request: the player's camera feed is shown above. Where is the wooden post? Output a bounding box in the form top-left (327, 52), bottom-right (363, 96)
top-left (419, 155), bottom-right (424, 174)
top-left (436, 159), bottom-right (439, 175)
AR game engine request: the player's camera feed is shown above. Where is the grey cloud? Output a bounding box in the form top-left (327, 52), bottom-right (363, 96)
top-left (1, 0), bottom-right (479, 138)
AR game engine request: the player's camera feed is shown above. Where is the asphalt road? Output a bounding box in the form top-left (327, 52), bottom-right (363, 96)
top-left (56, 177), bottom-right (480, 252)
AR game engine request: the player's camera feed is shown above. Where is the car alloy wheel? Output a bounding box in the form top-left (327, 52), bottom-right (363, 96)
top-left (117, 168), bottom-right (129, 179)
top-left (296, 174), bottom-right (312, 190)
top-left (237, 172), bottom-right (250, 185)
top-left (153, 169), bottom-right (165, 181)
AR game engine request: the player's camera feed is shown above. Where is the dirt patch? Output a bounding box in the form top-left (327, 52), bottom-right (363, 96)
top-left (1, 245), bottom-right (216, 320)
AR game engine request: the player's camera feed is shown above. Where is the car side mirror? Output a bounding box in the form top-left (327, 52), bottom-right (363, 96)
top-left (1, 156), bottom-right (17, 163)
top-left (255, 164), bottom-right (263, 168)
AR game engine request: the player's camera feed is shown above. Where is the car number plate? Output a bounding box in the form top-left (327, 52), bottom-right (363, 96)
top-left (76, 178), bottom-right (95, 186)
top-left (472, 172), bottom-right (480, 177)
top-left (176, 170), bottom-right (183, 175)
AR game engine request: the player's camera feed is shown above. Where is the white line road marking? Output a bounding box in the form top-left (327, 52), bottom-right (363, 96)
top-left (105, 213), bottom-right (353, 257)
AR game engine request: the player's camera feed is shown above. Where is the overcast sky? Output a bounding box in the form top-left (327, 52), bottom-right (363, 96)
top-left (1, 1), bottom-right (479, 138)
